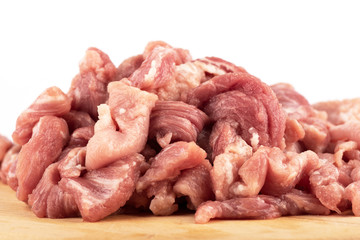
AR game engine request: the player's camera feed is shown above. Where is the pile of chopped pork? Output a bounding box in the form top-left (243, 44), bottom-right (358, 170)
top-left (1, 41), bottom-right (360, 223)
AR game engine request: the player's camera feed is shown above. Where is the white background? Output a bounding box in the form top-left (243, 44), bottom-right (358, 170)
top-left (0, 0), bottom-right (359, 139)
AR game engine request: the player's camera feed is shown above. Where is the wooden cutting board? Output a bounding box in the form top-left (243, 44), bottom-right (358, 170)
top-left (1, 183), bottom-right (360, 240)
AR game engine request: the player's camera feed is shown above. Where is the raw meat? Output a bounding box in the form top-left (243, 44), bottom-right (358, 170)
top-left (149, 101), bottom-right (208, 147)
top-left (86, 80), bottom-right (158, 170)
top-left (0, 135), bottom-right (12, 162)
top-left (68, 47), bottom-right (117, 119)
top-left (59, 154), bottom-right (144, 222)
top-left (12, 87), bottom-right (71, 145)
top-left (16, 116), bottom-right (69, 202)
top-left (3, 41), bottom-right (360, 223)
top-left (187, 72), bottom-right (286, 148)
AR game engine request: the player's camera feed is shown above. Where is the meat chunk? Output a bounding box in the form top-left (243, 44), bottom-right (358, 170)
top-left (67, 47), bottom-right (116, 119)
top-left (129, 46), bottom-right (176, 90)
top-left (195, 190), bottom-right (329, 224)
top-left (143, 41), bottom-right (192, 65)
top-left (86, 80), bottom-right (158, 170)
top-left (193, 56), bottom-right (247, 81)
top-left (313, 98), bottom-right (360, 125)
top-left (136, 141), bottom-right (207, 192)
top-left (344, 181), bottom-right (360, 216)
top-left (262, 148), bottom-right (319, 195)
top-left (115, 54), bottom-right (144, 81)
top-left (188, 73), bottom-right (286, 148)
top-left (0, 145), bottom-right (21, 184)
top-left (152, 62), bottom-right (204, 101)
top-left (0, 135), bottom-right (12, 162)
top-left (330, 120), bottom-right (360, 146)
top-left (173, 160), bottom-right (214, 209)
top-left (62, 110), bottom-right (95, 133)
top-left (59, 154), bottom-right (144, 222)
top-left (12, 87), bottom-right (71, 145)
top-left (146, 181), bottom-right (178, 216)
top-left (58, 147), bottom-right (86, 178)
top-left (309, 163), bottom-right (344, 213)
top-left (195, 196), bottom-right (282, 224)
top-left (16, 116), bottom-right (69, 202)
top-left (68, 126), bottom-right (94, 148)
top-left (149, 101), bottom-right (208, 147)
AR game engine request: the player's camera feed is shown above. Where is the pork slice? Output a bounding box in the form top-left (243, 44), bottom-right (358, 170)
top-left (309, 163), bottom-right (344, 213)
top-left (193, 56), bottom-right (247, 82)
top-left (68, 126), bottom-right (94, 148)
top-left (129, 46), bottom-right (176, 90)
top-left (62, 110), bottom-right (95, 133)
top-left (284, 118), bottom-right (305, 146)
top-left (67, 47), bottom-right (116, 119)
top-left (0, 145), bottom-right (21, 184)
top-left (146, 180), bottom-right (178, 216)
top-left (86, 81), bottom-right (158, 170)
top-left (16, 116), bottom-right (69, 202)
top-left (173, 160), bottom-right (214, 210)
top-left (330, 120), bottom-right (360, 146)
top-left (210, 121), bottom-right (253, 200)
top-left (115, 54), bottom-right (144, 81)
top-left (271, 83), bottom-right (311, 119)
top-left (152, 62), bottom-right (204, 101)
top-left (7, 157), bottom-right (18, 191)
top-left (47, 185), bottom-right (79, 218)
top-left (136, 141), bottom-right (207, 192)
top-left (313, 98), bottom-right (360, 125)
top-left (149, 101), bottom-right (208, 147)
top-left (344, 181), bottom-right (360, 216)
top-left (58, 147), bottom-right (86, 178)
top-left (188, 73), bottom-right (286, 148)
top-left (143, 41), bottom-right (192, 65)
top-left (0, 135), bottom-right (12, 162)
top-left (59, 153), bottom-right (144, 222)
top-left (28, 162), bottom-right (61, 218)
top-left (262, 148), bottom-right (319, 195)
top-left (333, 141), bottom-right (358, 167)
top-left (12, 87), bottom-right (71, 145)
top-left (300, 118), bottom-right (330, 153)
top-left (195, 196), bottom-right (282, 224)
top-left (281, 189), bottom-right (330, 216)
top-left (229, 146), bottom-right (269, 198)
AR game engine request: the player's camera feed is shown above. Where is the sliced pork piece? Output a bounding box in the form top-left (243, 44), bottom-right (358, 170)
top-left (344, 181), bottom-right (360, 216)
top-left (309, 163), bottom-right (345, 213)
top-left (0, 145), bottom-right (20, 184)
top-left (58, 147), bottom-right (86, 178)
top-left (261, 148), bottom-right (319, 195)
top-left (195, 196), bottom-right (282, 224)
top-left (330, 120), bottom-right (360, 146)
top-left (146, 181), bottom-right (178, 216)
top-left (136, 141), bottom-right (207, 192)
top-left (313, 98), bottom-right (360, 125)
top-left (129, 46), bottom-right (176, 90)
top-left (153, 62), bottom-right (204, 101)
top-left (187, 72), bottom-right (286, 148)
top-left (173, 160), bottom-right (214, 210)
top-left (115, 54), bottom-right (144, 81)
top-left (86, 80), bottom-right (158, 170)
top-left (16, 116), bottom-right (69, 202)
top-left (149, 101), bottom-right (208, 147)
top-left (195, 190), bottom-right (330, 224)
top-left (68, 48), bottom-right (116, 119)
top-left (143, 41), bottom-right (192, 65)
top-left (193, 56), bottom-right (247, 81)
top-left (68, 126), bottom-right (94, 148)
top-left (46, 185), bottom-right (79, 218)
top-left (12, 87), bottom-right (71, 145)
top-left (59, 154), bottom-right (144, 222)
top-left (0, 135), bottom-right (12, 162)
top-left (62, 110), bottom-right (95, 133)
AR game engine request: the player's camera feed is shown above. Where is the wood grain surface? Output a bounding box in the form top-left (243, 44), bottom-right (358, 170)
top-left (1, 183), bottom-right (360, 240)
